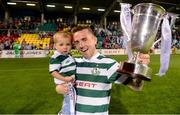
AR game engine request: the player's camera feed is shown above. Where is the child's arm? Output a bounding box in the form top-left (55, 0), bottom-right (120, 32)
top-left (51, 71), bottom-right (74, 82)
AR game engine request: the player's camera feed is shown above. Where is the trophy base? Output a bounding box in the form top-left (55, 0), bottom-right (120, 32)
top-left (117, 62), bottom-right (151, 81)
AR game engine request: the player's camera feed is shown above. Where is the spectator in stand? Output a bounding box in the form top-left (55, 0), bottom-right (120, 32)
top-left (31, 43), bottom-right (37, 50)
top-left (4, 39), bottom-right (11, 50)
top-left (25, 43), bottom-right (32, 50)
top-left (0, 42), bottom-right (4, 51)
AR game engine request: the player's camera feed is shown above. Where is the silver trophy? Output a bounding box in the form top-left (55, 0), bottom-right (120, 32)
top-left (117, 3), bottom-right (166, 81)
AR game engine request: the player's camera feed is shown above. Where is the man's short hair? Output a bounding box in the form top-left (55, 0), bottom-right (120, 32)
top-left (71, 26), bottom-right (94, 35)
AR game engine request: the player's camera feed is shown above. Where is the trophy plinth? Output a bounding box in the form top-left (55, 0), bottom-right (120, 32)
top-left (117, 62), bottom-right (151, 81)
top-left (118, 3), bottom-right (165, 81)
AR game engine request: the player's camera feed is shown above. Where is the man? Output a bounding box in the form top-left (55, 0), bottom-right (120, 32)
top-left (13, 41), bottom-right (21, 58)
top-left (56, 26), bottom-right (150, 115)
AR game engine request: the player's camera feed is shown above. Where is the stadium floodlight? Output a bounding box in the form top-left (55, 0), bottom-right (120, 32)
top-left (97, 8), bottom-right (105, 12)
top-left (47, 5), bottom-right (55, 8)
top-left (114, 10), bottom-right (121, 13)
top-left (7, 2), bottom-right (16, 5)
top-left (176, 7), bottom-right (180, 10)
top-left (82, 7), bottom-right (90, 10)
top-left (26, 3), bottom-right (36, 6)
top-left (64, 6), bottom-right (73, 9)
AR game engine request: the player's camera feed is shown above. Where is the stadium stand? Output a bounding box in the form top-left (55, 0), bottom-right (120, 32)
top-left (0, 0), bottom-right (179, 51)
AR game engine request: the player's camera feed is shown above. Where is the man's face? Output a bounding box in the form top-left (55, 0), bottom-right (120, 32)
top-left (73, 29), bottom-right (97, 59)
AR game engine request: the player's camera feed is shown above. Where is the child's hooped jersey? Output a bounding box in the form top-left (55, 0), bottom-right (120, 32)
top-left (49, 51), bottom-right (76, 84)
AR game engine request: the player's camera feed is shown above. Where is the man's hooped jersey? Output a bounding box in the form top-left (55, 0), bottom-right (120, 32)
top-left (75, 52), bottom-right (128, 115)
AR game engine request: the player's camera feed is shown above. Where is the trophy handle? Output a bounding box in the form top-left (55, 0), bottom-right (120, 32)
top-left (152, 38), bottom-right (161, 49)
top-left (152, 12), bottom-right (179, 49)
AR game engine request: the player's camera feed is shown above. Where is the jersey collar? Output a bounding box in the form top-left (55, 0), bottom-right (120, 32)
top-left (82, 52), bottom-right (100, 62)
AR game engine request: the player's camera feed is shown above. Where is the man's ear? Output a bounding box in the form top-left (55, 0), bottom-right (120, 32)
top-left (94, 36), bottom-right (98, 45)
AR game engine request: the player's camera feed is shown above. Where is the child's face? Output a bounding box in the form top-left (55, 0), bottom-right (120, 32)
top-left (55, 37), bottom-right (72, 55)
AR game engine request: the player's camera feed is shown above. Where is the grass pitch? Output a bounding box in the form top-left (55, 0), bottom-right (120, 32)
top-left (0, 54), bottom-right (180, 114)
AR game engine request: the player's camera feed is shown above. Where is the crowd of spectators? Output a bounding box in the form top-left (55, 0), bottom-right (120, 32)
top-left (154, 30), bottom-right (180, 49)
top-left (0, 17), bottom-right (40, 31)
top-left (0, 17), bottom-right (180, 51)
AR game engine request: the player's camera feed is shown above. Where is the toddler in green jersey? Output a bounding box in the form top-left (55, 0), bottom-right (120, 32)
top-left (49, 31), bottom-right (76, 115)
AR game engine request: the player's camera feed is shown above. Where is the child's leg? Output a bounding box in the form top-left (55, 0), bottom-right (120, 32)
top-left (58, 83), bottom-right (76, 115)
top-left (60, 94), bottom-right (71, 114)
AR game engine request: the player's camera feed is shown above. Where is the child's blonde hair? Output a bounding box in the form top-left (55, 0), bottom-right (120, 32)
top-left (53, 31), bottom-right (72, 44)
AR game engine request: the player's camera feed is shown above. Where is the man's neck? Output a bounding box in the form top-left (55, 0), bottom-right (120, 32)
top-left (84, 50), bottom-right (98, 60)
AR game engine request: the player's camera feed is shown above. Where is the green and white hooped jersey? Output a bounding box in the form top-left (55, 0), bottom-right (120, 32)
top-left (75, 52), bottom-right (128, 115)
top-left (49, 51), bottom-right (76, 84)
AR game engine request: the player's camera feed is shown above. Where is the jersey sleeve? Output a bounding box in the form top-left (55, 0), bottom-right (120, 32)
top-left (107, 61), bottom-right (130, 84)
top-left (49, 57), bottom-right (61, 73)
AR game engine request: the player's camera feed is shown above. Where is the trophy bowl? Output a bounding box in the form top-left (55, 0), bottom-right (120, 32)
top-left (119, 3), bottom-right (166, 81)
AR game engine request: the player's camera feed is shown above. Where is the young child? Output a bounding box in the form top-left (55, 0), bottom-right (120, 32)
top-left (49, 31), bottom-right (76, 115)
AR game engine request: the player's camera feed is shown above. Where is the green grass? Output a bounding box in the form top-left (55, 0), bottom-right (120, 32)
top-left (0, 55), bottom-right (180, 114)
top-left (0, 58), bottom-right (60, 114)
top-left (109, 54), bottom-right (180, 114)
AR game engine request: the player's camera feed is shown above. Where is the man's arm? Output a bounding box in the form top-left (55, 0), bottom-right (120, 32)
top-left (56, 83), bottom-right (68, 95)
top-left (115, 74), bottom-right (143, 91)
